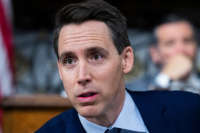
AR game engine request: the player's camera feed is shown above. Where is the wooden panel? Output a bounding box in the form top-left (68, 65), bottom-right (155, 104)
top-left (2, 94), bottom-right (72, 107)
top-left (2, 95), bottom-right (72, 133)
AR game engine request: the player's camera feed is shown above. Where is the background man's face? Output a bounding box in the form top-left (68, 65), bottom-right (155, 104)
top-left (57, 21), bottom-right (127, 119)
top-left (153, 21), bottom-right (197, 65)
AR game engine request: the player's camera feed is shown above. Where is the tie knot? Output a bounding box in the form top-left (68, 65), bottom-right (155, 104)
top-left (104, 127), bottom-right (146, 133)
top-left (104, 128), bottom-right (120, 133)
top-left (104, 129), bottom-right (110, 133)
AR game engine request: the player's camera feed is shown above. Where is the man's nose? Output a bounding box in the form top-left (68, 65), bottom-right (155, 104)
top-left (77, 61), bottom-right (91, 86)
top-left (176, 42), bottom-right (185, 53)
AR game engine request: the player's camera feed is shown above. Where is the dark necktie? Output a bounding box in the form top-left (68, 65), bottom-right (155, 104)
top-left (104, 127), bottom-right (146, 133)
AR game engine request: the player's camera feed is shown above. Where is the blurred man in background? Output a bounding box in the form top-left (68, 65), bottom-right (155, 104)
top-left (127, 14), bottom-right (200, 94)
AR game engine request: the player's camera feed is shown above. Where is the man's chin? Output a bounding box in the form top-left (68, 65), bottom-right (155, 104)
top-left (76, 105), bottom-right (101, 118)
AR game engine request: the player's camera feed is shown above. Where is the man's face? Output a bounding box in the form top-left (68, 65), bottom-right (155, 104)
top-left (152, 21), bottom-right (197, 65)
top-left (57, 21), bottom-right (132, 120)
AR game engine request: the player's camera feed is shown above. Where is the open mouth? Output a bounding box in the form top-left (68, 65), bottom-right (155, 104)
top-left (77, 91), bottom-right (99, 103)
top-left (79, 92), bottom-right (97, 98)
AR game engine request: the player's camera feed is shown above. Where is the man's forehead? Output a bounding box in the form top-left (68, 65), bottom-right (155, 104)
top-left (156, 21), bottom-right (194, 36)
top-left (57, 20), bottom-right (118, 58)
top-left (58, 20), bottom-right (113, 47)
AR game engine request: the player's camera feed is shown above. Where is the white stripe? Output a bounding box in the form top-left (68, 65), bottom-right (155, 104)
top-left (0, 28), bottom-right (13, 96)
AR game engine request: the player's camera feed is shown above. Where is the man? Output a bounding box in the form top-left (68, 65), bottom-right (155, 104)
top-left (127, 14), bottom-right (200, 94)
top-left (36, 1), bottom-right (200, 133)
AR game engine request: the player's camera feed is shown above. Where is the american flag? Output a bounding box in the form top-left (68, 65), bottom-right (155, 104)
top-left (0, 0), bottom-right (14, 132)
top-left (0, 0), bottom-right (14, 96)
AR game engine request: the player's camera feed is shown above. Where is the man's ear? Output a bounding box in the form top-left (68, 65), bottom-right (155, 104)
top-left (150, 46), bottom-right (161, 64)
top-left (121, 46), bottom-right (134, 74)
top-left (57, 61), bottom-right (63, 80)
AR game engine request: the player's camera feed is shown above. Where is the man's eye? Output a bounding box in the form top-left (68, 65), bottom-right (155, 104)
top-left (88, 53), bottom-right (105, 64)
top-left (184, 38), bottom-right (195, 44)
top-left (91, 53), bottom-right (103, 61)
top-left (62, 57), bottom-right (76, 65)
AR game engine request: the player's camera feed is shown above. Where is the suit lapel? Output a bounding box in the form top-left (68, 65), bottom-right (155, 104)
top-left (65, 109), bottom-right (86, 133)
top-left (128, 90), bottom-right (175, 133)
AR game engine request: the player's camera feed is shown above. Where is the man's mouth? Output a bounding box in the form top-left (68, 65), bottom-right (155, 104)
top-left (79, 92), bottom-right (97, 97)
top-left (77, 92), bottom-right (98, 103)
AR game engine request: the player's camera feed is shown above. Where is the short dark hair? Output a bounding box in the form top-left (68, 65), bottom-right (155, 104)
top-left (53, 0), bottom-right (131, 58)
top-left (152, 14), bottom-right (198, 45)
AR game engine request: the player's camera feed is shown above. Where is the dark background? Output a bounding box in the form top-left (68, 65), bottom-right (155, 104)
top-left (12, 0), bottom-right (200, 30)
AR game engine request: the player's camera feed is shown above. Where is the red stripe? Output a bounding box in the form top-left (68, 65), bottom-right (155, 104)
top-left (0, 0), bottom-right (15, 82)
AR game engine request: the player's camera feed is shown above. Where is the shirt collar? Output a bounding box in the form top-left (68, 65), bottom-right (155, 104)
top-left (78, 90), bottom-right (148, 133)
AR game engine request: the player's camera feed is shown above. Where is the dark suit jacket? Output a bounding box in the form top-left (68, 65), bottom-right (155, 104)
top-left (36, 90), bottom-right (200, 133)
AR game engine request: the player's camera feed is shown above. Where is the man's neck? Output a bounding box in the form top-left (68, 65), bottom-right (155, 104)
top-left (85, 89), bottom-right (125, 127)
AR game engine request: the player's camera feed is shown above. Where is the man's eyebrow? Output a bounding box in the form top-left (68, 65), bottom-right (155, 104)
top-left (58, 47), bottom-right (109, 60)
top-left (86, 47), bottom-right (109, 55)
top-left (59, 51), bottom-right (74, 61)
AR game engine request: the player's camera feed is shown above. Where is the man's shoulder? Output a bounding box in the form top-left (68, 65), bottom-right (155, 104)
top-left (35, 109), bottom-right (78, 133)
top-left (130, 90), bottom-right (200, 102)
top-left (130, 90), bottom-right (200, 132)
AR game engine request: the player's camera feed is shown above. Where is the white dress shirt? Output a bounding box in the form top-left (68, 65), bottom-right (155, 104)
top-left (78, 90), bottom-right (149, 133)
